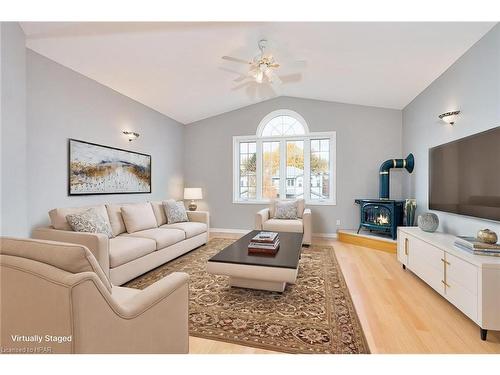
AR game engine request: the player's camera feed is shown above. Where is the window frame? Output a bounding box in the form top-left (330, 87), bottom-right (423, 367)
top-left (233, 130), bottom-right (337, 206)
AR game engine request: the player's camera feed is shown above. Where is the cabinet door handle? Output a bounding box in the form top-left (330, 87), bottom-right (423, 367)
top-left (404, 238), bottom-right (409, 255)
top-left (441, 280), bottom-right (451, 288)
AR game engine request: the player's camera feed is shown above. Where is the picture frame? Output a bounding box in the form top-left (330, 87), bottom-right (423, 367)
top-left (68, 139), bottom-right (152, 196)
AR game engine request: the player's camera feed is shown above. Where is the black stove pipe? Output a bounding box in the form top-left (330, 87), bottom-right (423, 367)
top-left (379, 153), bottom-right (414, 199)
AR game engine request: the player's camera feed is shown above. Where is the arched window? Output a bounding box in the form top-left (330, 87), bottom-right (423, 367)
top-left (233, 109), bottom-right (336, 205)
top-left (257, 110), bottom-right (309, 137)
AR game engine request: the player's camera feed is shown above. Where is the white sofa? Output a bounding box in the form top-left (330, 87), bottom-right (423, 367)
top-left (255, 199), bottom-right (312, 245)
top-left (33, 201), bottom-right (209, 285)
top-left (0, 237), bottom-right (189, 353)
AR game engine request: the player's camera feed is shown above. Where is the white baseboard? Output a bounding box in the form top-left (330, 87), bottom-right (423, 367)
top-left (209, 228), bottom-right (252, 234)
top-left (312, 232), bottom-right (338, 239)
top-left (209, 228), bottom-right (337, 239)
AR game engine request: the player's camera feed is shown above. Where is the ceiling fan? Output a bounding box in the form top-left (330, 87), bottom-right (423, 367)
top-left (222, 39), bottom-right (304, 86)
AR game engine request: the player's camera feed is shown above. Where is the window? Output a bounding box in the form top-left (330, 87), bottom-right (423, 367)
top-left (310, 139), bottom-right (330, 200)
top-left (262, 141), bottom-right (280, 199)
top-left (286, 140), bottom-right (304, 199)
top-left (261, 115), bottom-right (306, 136)
top-left (233, 110), bottom-right (336, 205)
top-left (238, 142), bottom-right (256, 200)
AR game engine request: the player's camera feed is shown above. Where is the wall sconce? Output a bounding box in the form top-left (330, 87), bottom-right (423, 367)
top-left (123, 131), bottom-right (140, 142)
top-left (439, 110), bottom-right (460, 125)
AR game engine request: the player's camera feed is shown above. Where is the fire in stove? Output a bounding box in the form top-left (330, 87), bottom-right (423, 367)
top-left (375, 214), bottom-right (389, 225)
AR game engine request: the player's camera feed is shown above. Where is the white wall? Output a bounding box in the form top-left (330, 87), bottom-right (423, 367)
top-left (1, 22), bottom-right (28, 237)
top-left (184, 96), bottom-right (403, 234)
top-left (402, 23), bottom-right (500, 236)
top-left (25, 50), bottom-right (185, 230)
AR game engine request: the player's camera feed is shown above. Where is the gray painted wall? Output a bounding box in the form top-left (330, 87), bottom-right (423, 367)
top-left (402, 23), bottom-right (500, 236)
top-left (26, 50), bottom-right (185, 230)
top-left (1, 22), bottom-right (28, 237)
top-left (184, 96), bottom-right (403, 233)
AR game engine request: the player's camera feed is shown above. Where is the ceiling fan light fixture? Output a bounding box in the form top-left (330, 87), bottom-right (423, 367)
top-left (255, 71), bottom-right (264, 83)
top-left (264, 67), bottom-right (273, 82)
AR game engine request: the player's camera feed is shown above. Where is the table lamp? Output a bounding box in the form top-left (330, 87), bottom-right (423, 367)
top-left (184, 188), bottom-right (202, 211)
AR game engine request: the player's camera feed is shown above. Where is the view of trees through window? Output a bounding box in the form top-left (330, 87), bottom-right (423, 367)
top-left (286, 141), bottom-right (304, 199)
top-left (239, 142), bottom-right (256, 199)
top-left (262, 141), bottom-right (280, 199)
top-left (311, 139), bottom-right (330, 199)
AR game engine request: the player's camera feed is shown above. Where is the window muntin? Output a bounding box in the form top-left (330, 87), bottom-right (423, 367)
top-left (261, 115), bottom-right (306, 137)
top-left (239, 142), bottom-right (256, 200)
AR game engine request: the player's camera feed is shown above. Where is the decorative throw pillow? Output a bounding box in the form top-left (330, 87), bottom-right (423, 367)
top-left (274, 200), bottom-right (299, 219)
top-left (66, 208), bottom-right (113, 238)
top-left (163, 199), bottom-right (189, 224)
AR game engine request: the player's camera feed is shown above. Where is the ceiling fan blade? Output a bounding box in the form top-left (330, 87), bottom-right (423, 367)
top-left (231, 81), bottom-right (253, 91)
top-left (233, 75), bottom-right (249, 82)
top-left (222, 56), bottom-right (253, 65)
top-left (268, 63), bottom-right (280, 68)
top-left (278, 73), bottom-right (302, 83)
top-left (265, 69), bottom-right (282, 85)
top-left (291, 60), bottom-right (307, 68)
top-left (219, 67), bottom-right (252, 83)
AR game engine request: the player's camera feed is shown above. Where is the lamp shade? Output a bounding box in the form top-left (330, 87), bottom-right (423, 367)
top-left (184, 188), bottom-right (202, 200)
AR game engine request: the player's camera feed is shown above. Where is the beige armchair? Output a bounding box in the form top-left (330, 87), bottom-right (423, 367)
top-left (0, 237), bottom-right (189, 354)
top-left (255, 199), bottom-right (312, 245)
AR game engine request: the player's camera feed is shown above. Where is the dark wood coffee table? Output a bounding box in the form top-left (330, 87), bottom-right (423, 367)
top-left (206, 230), bottom-right (303, 292)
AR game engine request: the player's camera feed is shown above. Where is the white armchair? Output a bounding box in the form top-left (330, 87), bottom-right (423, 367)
top-left (255, 200), bottom-right (312, 245)
top-left (0, 237), bottom-right (189, 354)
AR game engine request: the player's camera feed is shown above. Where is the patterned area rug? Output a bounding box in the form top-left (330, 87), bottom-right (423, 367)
top-left (125, 238), bottom-right (370, 354)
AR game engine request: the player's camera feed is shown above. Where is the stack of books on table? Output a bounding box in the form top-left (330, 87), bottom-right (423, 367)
top-left (454, 236), bottom-right (500, 257)
top-left (248, 232), bottom-right (280, 255)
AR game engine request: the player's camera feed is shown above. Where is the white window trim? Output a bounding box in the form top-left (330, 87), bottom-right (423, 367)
top-left (233, 131), bottom-right (337, 206)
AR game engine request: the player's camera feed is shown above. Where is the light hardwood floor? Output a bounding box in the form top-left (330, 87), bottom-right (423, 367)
top-left (189, 233), bottom-right (500, 354)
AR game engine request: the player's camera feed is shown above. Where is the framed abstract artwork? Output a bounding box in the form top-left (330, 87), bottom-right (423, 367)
top-left (68, 139), bottom-right (151, 195)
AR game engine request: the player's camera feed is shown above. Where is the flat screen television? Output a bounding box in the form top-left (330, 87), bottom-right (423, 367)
top-left (429, 126), bottom-right (500, 222)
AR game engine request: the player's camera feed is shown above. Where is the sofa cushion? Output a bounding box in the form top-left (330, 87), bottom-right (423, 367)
top-left (66, 208), bottom-right (114, 238)
top-left (0, 237), bottom-right (112, 292)
top-left (49, 204), bottom-right (111, 231)
top-left (121, 203), bottom-right (158, 233)
top-left (124, 228), bottom-right (185, 250)
top-left (161, 222), bottom-right (207, 239)
top-left (150, 201), bottom-right (167, 226)
top-left (270, 198), bottom-right (305, 219)
top-left (109, 236), bottom-right (156, 268)
top-left (106, 203), bottom-right (129, 237)
top-left (262, 218), bottom-right (304, 233)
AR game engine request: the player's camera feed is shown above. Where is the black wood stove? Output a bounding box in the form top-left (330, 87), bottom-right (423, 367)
top-left (355, 154), bottom-right (414, 240)
top-left (355, 199), bottom-right (405, 240)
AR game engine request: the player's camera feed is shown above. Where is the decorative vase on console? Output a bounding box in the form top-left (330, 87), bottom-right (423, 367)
top-left (477, 229), bottom-right (498, 244)
top-left (418, 212), bottom-right (439, 232)
top-left (404, 199), bottom-right (417, 226)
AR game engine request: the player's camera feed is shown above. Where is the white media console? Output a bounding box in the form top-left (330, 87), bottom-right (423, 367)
top-left (397, 227), bottom-right (500, 340)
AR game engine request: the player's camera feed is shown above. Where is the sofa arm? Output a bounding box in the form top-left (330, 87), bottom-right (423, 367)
top-left (302, 208), bottom-right (312, 245)
top-left (118, 272), bottom-right (189, 318)
top-left (255, 208), bottom-right (270, 230)
top-left (71, 272), bottom-right (189, 353)
top-left (187, 210), bottom-right (209, 226)
top-left (32, 227), bottom-right (110, 277)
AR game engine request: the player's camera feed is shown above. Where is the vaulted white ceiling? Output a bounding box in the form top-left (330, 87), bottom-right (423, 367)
top-left (20, 22), bottom-right (496, 124)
